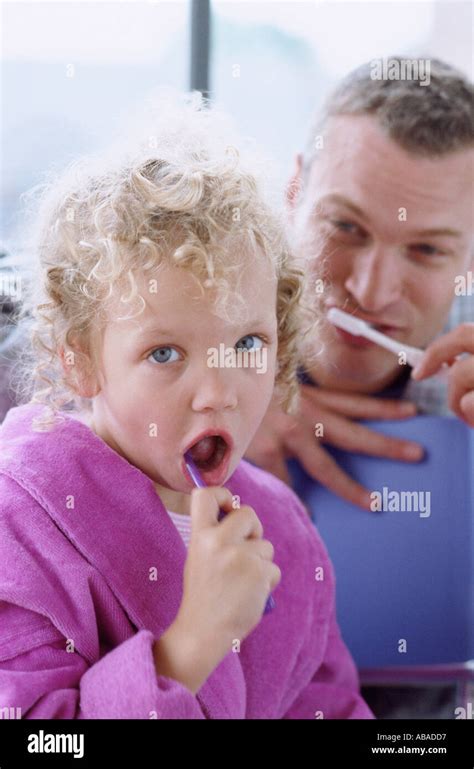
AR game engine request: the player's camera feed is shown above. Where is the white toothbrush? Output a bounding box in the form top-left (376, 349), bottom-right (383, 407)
top-left (327, 307), bottom-right (448, 378)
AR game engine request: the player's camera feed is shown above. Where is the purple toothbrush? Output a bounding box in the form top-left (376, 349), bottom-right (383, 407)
top-left (184, 451), bottom-right (275, 615)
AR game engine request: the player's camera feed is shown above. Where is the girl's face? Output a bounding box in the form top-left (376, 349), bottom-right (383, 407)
top-left (86, 254), bottom-right (278, 513)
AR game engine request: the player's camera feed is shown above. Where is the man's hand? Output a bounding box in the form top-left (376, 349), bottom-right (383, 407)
top-left (244, 388), bottom-right (423, 511)
top-left (411, 323), bottom-right (474, 427)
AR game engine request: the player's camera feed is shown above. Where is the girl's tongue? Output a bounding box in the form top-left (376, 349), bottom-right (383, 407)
top-left (189, 436), bottom-right (216, 464)
top-left (187, 435), bottom-right (229, 472)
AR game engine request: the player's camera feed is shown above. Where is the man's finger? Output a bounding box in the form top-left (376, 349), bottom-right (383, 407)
top-left (411, 323), bottom-right (474, 380)
top-left (459, 390), bottom-right (474, 426)
top-left (300, 400), bottom-right (424, 462)
top-left (285, 429), bottom-right (373, 510)
top-left (446, 355), bottom-right (474, 424)
top-left (301, 385), bottom-right (417, 420)
top-left (244, 438), bottom-right (292, 485)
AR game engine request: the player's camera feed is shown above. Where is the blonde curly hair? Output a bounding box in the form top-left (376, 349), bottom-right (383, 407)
top-left (13, 92), bottom-right (319, 431)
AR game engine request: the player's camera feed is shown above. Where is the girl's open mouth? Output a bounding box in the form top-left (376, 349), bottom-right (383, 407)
top-left (183, 432), bottom-right (233, 486)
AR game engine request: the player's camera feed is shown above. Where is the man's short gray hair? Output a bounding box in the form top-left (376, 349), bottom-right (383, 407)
top-left (302, 56), bottom-right (474, 174)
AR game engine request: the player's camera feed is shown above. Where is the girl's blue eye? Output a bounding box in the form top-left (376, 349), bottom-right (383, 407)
top-left (235, 334), bottom-right (264, 351)
top-left (149, 347), bottom-right (180, 364)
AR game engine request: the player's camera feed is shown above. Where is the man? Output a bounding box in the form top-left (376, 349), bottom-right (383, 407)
top-left (246, 57), bottom-right (474, 511)
top-left (245, 57), bottom-right (473, 719)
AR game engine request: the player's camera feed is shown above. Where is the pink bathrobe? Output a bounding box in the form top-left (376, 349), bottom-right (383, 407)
top-left (0, 404), bottom-right (373, 719)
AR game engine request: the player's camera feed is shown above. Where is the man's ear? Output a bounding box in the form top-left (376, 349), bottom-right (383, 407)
top-left (286, 153), bottom-right (304, 220)
top-left (59, 344), bottom-right (100, 399)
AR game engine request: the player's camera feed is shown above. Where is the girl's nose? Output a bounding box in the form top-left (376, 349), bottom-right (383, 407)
top-left (190, 366), bottom-right (238, 413)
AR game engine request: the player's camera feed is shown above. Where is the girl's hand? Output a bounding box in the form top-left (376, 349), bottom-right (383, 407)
top-left (174, 487), bottom-right (280, 676)
top-left (411, 323), bottom-right (474, 427)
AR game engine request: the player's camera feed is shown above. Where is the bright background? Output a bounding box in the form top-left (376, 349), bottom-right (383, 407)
top-left (1, 0), bottom-right (472, 258)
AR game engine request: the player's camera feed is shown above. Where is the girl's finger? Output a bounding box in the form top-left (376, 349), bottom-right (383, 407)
top-left (243, 538), bottom-right (275, 562)
top-left (217, 505), bottom-right (264, 544)
top-left (190, 486), bottom-right (235, 531)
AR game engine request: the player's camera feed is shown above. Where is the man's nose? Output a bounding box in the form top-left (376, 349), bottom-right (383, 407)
top-left (344, 245), bottom-right (403, 313)
top-left (190, 364), bottom-right (238, 412)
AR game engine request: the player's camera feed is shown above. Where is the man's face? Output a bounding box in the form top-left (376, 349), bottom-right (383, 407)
top-left (289, 114), bottom-right (474, 393)
top-left (86, 255), bottom-right (278, 513)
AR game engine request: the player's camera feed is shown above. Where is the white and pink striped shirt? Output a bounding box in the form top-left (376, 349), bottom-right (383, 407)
top-left (167, 509), bottom-right (192, 548)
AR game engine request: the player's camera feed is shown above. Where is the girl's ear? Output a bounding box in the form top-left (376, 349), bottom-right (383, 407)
top-left (59, 344), bottom-right (100, 399)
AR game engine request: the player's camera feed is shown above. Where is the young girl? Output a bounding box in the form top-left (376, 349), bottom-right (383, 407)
top-left (0, 95), bottom-right (373, 719)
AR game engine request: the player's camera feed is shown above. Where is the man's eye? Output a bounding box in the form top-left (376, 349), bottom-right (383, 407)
top-left (235, 334), bottom-right (264, 351)
top-left (331, 220), bottom-right (363, 237)
top-left (149, 346), bottom-right (180, 364)
top-left (409, 243), bottom-right (443, 257)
